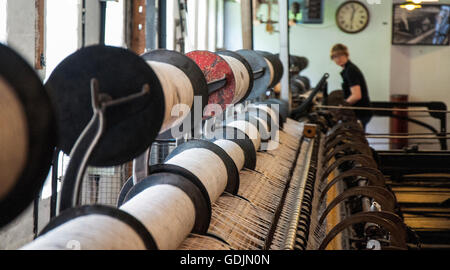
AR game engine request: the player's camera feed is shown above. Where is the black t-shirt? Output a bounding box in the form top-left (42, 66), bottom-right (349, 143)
top-left (340, 60), bottom-right (372, 119)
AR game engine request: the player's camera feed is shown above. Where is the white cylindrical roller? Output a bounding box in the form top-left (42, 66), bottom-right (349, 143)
top-left (213, 139), bottom-right (245, 171)
top-left (120, 184), bottom-right (196, 250)
top-left (22, 184), bottom-right (196, 250)
top-left (221, 55), bottom-right (250, 104)
top-left (21, 215), bottom-right (146, 250)
top-left (0, 76), bottom-right (28, 200)
top-left (226, 120), bottom-right (261, 152)
top-left (264, 57), bottom-right (274, 87)
top-left (250, 115), bottom-right (270, 141)
top-left (147, 61), bottom-right (194, 133)
top-left (166, 148), bottom-right (228, 203)
top-left (250, 104), bottom-right (280, 127)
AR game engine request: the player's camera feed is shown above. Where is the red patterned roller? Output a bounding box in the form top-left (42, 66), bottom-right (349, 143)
top-left (186, 51), bottom-right (236, 117)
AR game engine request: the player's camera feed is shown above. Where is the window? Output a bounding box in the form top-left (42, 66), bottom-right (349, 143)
top-left (0, 0), bottom-right (6, 44)
top-left (105, 0), bottom-right (126, 47)
top-left (41, 0), bottom-right (79, 199)
top-left (44, 0), bottom-right (79, 81)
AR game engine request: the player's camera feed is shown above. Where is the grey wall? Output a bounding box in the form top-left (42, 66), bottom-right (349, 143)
top-left (6, 0), bottom-right (46, 79)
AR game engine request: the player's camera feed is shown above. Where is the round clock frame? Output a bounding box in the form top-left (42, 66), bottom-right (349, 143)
top-left (336, 1), bottom-right (370, 34)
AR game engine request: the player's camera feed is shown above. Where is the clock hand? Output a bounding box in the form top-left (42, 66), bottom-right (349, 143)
top-left (350, 6), bottom-right (356, 29)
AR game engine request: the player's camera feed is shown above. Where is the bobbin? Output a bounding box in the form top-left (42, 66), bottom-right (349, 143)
top-left (256, 51), bottom-right (284, 89)
top-left (0, 44), bottom-right (56, 228)
top-left (247, 103), bottom-right (279, 132)
top-left (224, 118), bottom-right (262, 152)
top-left (165, 139), bottom-right (240, 195)
top-left (120, 163), bottom-right (211, 214)
top-left (122, 171), bottom-right (211, 234)
top-left (236, 49), bottom-right (271, 100)
top-left (186, 50), bottom-right (236, 117)
top-left (141, 49), bottom-right (209, 134)
top-left (38, 204), bottom-right (157, 250)
top-left (289, 55), bottom-right (309, 73)
top-left (216, 50), bottom-right (254, 104)
top-left (257, 99), bottom-right (290, 127)
top-left (224, 112), bottom-right (272, 143)
top-left (45, 45), bottom-right (166, 166)
top-left (208, 126), bottom-right (257, 170)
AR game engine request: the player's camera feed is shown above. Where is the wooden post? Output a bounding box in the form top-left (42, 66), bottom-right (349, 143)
top-left (35, 0), bottom-right (44, 70)
top-left (241, 0), bottom-right (253, 50)
top-left (131, 0), bottom-right (147, 54)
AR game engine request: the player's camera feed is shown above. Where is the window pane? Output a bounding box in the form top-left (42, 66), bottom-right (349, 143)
top-left (45, 0), bottom-right (79, 81)
top-left (0, 0), bottom-right (6, 44)
top-left (105, 0), bottom-right (125, 47)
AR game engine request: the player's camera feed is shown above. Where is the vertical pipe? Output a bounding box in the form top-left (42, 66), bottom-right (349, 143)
top-left (99, 1), bottom-right (107, 45)
top-left (33, 191), bottom-right (40, 239)
top-left (279, 0), bottom-right (290, 110)
top-left (146, 0), bottom-right (157, 50)
top-left (81, 0), bottom-right (86, 47)
top-left (216, 0), bottom-right (224, 49)
top-left (158, 0), bottom-right (167, 48)
top-left (50, 150), bottom-right (59, 219)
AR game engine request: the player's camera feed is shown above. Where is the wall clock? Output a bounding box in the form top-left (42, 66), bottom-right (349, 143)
top-left (336, 1), bottom-right (370, 34)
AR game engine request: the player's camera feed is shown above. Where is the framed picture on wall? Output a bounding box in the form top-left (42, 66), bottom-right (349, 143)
top-left (289, 0), bottom-right (324, 25)
top-left (392, 4), bottom-right (450, 46)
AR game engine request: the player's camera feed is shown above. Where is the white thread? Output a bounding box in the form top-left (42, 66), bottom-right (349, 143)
top-left (147, 61), bottom-right (194, 133)
top-left (21, 215), bottom-right (146, 250)
top-left (22, 184), bottom-right (196, 250)
top-left (249, 104), bottom-right (279, 127)
top-left (120, 184), bottom-right (196, 250)
top-left (166, 148), bottom-right (228, 203)
top-left (221, 55), bottom-right (250, 104)
top-left (213, 139), bottom-right (245, 171)
top-left (250, 115), bottom-right (270, 140)
top-left (0, 76), bottom-right (28, 200)
top-left (226, 120), bottom-right (261, 152)
top-left (264, 57), bottom-right (274, 87)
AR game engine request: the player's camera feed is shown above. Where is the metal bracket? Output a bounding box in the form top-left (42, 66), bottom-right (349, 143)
top-left (318, 186), bottom-right (397, 226)
top-left (319, 211), bottom-right (408, 250)
top-left (58, 79), bottom-right (150, 213)
top-left (320, 154), bottom-right (378, 183)
top-left (318, 167), bottom-right (386, 204)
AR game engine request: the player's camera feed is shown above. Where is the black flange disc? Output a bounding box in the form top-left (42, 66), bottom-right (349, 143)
top-left (142, 49), bottom-right (209, 139)
top-left (165, 139), bottom-right (240, 195)
top-left (0, 44), bottom-right (56, 228)
top-left (256, 51), bottom-right (284, 89)
top-left (209, 126), bottom-right (257, 170)
top-left (236, 49), bottom-right (271, 101)
top-left (258, 99), bottom-right (290, 126)
top-left (45, 45), bottom-right (165, 166)
top-left (216, 50), bottom-right (254, 104)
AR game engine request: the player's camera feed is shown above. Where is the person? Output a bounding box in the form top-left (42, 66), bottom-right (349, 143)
top-left (330, 43), bottom-right (373, 130)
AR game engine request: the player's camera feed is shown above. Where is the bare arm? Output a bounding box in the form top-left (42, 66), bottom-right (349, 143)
top-left (346, 85), bottom-right (362, 105)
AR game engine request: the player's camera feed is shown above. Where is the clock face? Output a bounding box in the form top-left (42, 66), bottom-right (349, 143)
top-left (336, 1), bottom-right (370, 34)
